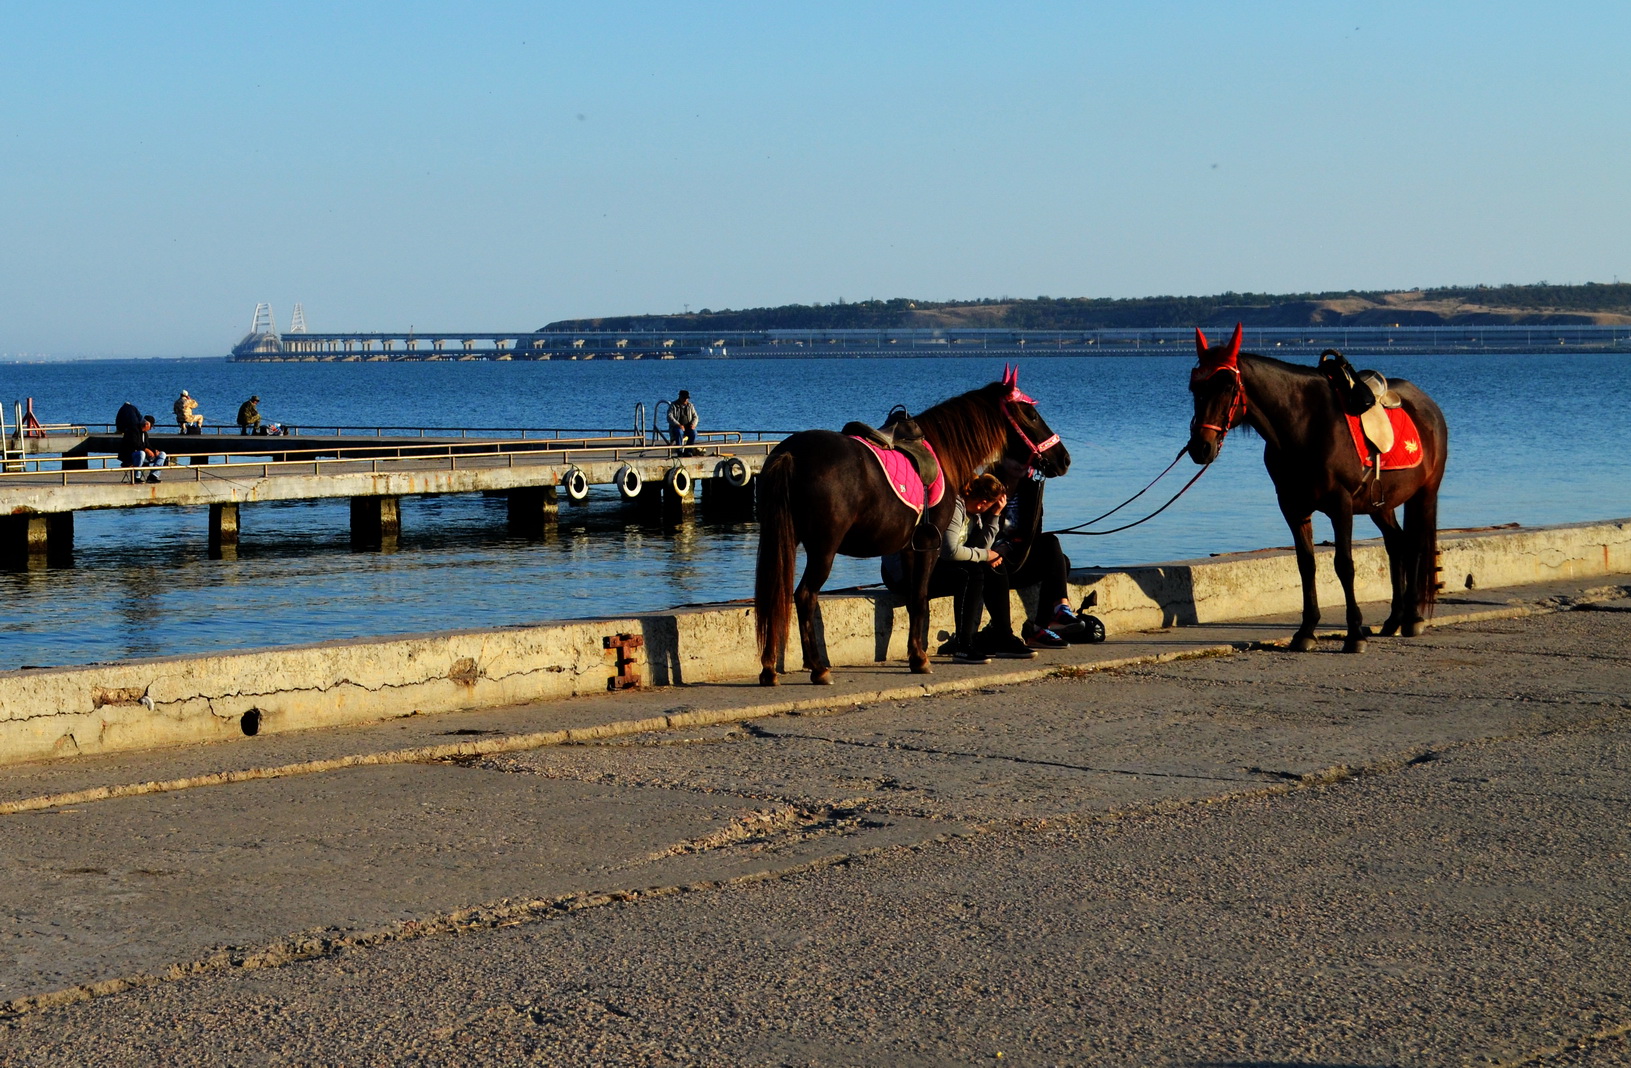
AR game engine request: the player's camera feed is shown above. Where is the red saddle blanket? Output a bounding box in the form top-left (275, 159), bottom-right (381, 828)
top-left (1345, 408), bottom-right (1425, 470)
top-left (851, 437), bottom-right (945, 514)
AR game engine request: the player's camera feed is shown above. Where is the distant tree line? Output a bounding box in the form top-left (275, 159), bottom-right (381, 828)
top-left (543, 282), bottom-right (1631, 332)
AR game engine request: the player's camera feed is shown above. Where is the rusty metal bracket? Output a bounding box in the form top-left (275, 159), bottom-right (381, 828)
top-left (603, 632), bottom-right (644, 691)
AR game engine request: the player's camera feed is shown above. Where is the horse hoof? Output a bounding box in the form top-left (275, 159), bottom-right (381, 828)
top-left (1343, 639), bottom-right (1368, 655)
top-left (909, 660), bottom-right (932, 675)
top-left (1379, 620), bottom-right (1401, 637)
top-left (1403, 620), bottom-right (1427, 638)
top-left (759, 669), bottom-right (779, 686)
top-left (1289, 634), bottom-right (1317, 653)
top-left (810, 670), bottom-right (833, 686)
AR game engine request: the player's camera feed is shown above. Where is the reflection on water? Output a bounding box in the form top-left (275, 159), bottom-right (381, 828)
top-left (1, 351), bottom-right (1627, 667)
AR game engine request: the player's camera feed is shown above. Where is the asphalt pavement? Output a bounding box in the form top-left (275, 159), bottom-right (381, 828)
top-left (0, 578), bottom-right (1628, 1066)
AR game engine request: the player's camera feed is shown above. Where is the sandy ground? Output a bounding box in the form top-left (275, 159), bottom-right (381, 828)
top-left (0, 580), bottom-right (1628, 1066)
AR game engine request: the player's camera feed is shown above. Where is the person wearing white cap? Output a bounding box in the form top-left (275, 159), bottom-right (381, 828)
top-left (173, 389), bottom-right (204, 433)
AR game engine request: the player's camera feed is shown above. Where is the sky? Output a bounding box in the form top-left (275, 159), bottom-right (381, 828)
top-left (2, 1), bottom-right (1628, 357)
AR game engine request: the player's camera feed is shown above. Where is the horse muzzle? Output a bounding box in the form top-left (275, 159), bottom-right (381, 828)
top-left (1186, 435), bottom-right (1219, 465)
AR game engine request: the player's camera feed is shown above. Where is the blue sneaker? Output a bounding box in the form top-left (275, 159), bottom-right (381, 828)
top-left (1051, 605), bottom-right (1078, 628)
top-left (1026, 626), bottom-right (1068, 649)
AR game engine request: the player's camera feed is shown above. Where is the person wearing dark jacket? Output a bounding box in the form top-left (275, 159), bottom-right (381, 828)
top-left (237, 396), bottom-right (261, 434)
top-left (122, 415), bottom-right (168, 483)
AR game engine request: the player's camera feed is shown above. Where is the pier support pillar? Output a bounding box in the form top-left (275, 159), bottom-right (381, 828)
top-left (209, 503), bottom-right (239, 560)
top-left (350, 495), bottom-right (400, 550)
top-left (506, 486), bottom-right (559, 535)
top-left (702, 476), bottom-right (756, 520)
top-left (1, 513), bottom-right (72, 570)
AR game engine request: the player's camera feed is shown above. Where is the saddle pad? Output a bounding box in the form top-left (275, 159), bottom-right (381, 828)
top-left (1345, 408), bottom-right (1424, 471)
top-left (852, 436), bottom-right (945, 514)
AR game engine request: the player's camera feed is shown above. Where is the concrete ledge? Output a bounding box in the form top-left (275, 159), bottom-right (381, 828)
top-left (1072, 518), bottom-right (1631, 632)
top-left (0, 519), bottom-right (1625, 768)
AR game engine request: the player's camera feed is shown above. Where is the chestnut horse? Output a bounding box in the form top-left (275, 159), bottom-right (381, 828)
top-left (755, 370), bottom-right (1070, 684)
top-left (1187, 325), bottom-right (1448, 652)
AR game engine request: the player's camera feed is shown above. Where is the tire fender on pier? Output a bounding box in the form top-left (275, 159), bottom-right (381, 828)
top-left (717, 456), bottom-right (751, 488)
top-left (562, 466), bottom-right (590, 501)
top-left (664, 465), bottom-right (692, 498)
top-left (615, 464), bottom-right (643, 500)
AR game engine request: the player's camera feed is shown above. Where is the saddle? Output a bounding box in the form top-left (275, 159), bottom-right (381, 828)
top-left (1319, 349), bottom-right (1402, 458)
top-left (843, 406), bottom-right (944, 550)
top-left (841, 406), bottom-right (939, 489)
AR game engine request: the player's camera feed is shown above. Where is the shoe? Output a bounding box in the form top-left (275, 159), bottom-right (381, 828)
top-left (145, 473), bottom-right (161, 483)
top-left (1025, 625), bottom-right (1068, 649)
top-left (978, 630), bottom-right (1037, 659)
top-left (951, 649), bottom-right (990, 665)
top-left (131, 473), bottom-right (146, 483)
top-left (1050, 604), bottom-right (1079, 628)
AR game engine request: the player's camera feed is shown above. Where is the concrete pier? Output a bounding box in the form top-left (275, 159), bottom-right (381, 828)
top-left (0, 434), bottom-right (774, 565)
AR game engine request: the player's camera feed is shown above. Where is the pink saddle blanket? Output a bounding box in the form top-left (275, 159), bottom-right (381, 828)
top-left (851, 436), bottom-right (945, 515)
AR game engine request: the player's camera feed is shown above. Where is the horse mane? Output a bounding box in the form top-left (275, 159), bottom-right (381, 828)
top-left (914, 382), bottom-right (1009, 491)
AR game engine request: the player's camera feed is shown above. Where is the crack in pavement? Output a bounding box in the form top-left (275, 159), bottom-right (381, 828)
top-left (739, 723), bottom-right (1271, 784)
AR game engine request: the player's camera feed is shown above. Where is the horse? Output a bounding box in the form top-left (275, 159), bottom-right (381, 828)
top-left (1186, 324), bottom-right (1449, 653)
top-left (755, 368), bottom-right (1071, 685)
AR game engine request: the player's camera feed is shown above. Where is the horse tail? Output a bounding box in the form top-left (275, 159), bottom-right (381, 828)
top-left (754, 450), bottom-right (798, 678)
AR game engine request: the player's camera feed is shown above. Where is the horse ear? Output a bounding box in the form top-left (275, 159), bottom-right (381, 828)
top-left (1194, 328), bottom-right (1210, 359)
top-left (1226, 323), bottom-right (1242, 360)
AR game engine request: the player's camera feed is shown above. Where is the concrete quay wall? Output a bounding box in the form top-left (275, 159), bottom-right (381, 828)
top-left (0, 519), bottom-right (1624, 768)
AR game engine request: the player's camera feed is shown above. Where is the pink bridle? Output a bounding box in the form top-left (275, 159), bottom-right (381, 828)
top-left (1000, 365), bottom-right (1061, 459)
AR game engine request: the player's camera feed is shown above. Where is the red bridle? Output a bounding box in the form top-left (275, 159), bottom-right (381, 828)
top-left (1000, 365), bottom-right (1061, 460)
top-left (1191, 325), bottom-right (1249, 444)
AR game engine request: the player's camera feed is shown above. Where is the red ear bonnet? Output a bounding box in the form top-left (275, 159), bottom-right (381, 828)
top-left (1191, 322), bottom-right (1242, 384)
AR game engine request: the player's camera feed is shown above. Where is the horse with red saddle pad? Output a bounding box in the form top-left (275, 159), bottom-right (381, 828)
top-left (1186, 325), bottom-right (1449, 653)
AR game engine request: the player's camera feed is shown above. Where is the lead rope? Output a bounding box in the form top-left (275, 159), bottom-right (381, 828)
top-left (1048, 446), bottom-right (1213, 537)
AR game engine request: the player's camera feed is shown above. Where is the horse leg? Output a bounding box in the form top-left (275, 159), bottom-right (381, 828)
top-left (1402, 485), bottom-right (1439, 637)
top-left (1330, 504), bottom-right (1367, 654)
top-left (1283, 508), bottom-right (1321, 652)
top-left (1372, 507), bottom-right (1408, 636)
top-left (903, 549), bottom-right (935, 674)
top-left (794, 547), bottom-right (838, 685)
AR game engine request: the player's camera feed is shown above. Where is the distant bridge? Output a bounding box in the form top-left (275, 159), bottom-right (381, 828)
top-left (231, 304), bottom-right (1631, 361)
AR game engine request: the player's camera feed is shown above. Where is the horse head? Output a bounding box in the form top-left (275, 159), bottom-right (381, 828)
top-left (997, 365), bottom-right (1071, 478)
top-left (1187, 324), bottom-right (1246, 465)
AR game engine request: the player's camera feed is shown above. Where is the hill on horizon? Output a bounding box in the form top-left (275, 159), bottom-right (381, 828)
top-left (544, 282), bottom-right (1631, 333)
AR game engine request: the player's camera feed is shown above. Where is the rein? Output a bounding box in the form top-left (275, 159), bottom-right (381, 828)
top-left (1048, 444), bottom-right (1212, 537)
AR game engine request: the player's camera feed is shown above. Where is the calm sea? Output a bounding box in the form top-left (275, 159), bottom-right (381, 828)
top-left (1, 352), bottom-right (1626, 668)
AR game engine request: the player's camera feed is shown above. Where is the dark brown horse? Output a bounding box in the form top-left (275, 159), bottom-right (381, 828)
top-left (1187, 325), bottom-right (1448, 653)
top-left (756, 370), bottom-right (1070, 685)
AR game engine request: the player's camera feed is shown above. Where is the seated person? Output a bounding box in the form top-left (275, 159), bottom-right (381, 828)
top-left (173, 390), bottom-right (204, 432)
top-left (983, 468), bottom-right (1079, 649)
top-left (236, 395), bottom-right (261, 434)
top-left (881, 473), bottom-right (1020, 664)
top-left (123, 415), bottom-right (168, 482)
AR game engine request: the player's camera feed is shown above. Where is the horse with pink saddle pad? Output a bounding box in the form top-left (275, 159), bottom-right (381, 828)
top-left (755, 367), bottom-right (1071, 686)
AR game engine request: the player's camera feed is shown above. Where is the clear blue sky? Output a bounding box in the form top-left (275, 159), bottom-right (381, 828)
top-left (3, 1), bottom-right (1627, 356)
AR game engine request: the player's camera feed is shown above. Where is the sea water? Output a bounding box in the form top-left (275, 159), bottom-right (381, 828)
top-left (0, 352), bottom-right (1625, 668)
